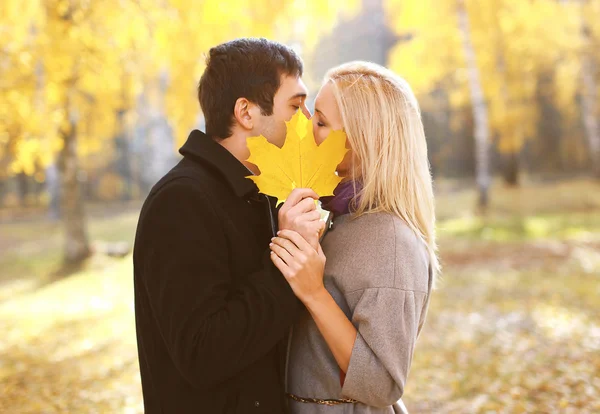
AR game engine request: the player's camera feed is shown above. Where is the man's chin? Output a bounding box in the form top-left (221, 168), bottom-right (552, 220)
top-left (268, 137), bottom-right (286, 149)
top-left (243, 161), bottom-right (260, 176)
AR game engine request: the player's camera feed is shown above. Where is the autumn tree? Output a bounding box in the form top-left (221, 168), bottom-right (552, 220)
top-left (573, 0), bottom-right (600, 178)
top-left (1, 0), bottom-right (358, 264)
top-left (387, 0), bottom-right (590, 206)
top-left (0, 0), bottom-right (161, 262)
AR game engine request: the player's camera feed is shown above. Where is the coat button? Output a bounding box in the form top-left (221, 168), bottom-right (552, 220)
top-left (254, 401), bottom-right (260, 407)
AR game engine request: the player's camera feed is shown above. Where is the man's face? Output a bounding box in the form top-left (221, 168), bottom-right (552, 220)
top-left (257, 75), bottom-right (309, 148)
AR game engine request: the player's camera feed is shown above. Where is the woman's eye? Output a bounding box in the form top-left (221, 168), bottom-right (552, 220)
top-left (292, 105), bottom-right (300, 110)
top-left (317, 122), bottom-right (325, 127)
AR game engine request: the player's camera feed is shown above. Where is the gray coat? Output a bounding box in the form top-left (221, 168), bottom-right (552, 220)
top-left (286, 212), bottom-right (433, 413)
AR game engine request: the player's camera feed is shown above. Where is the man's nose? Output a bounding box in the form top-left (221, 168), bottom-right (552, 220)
top-left (301, 103), bottom-right (312, 119)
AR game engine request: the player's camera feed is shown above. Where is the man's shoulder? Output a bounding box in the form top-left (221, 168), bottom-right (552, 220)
top-left (140, 159), bottom-right (214, 217)
top-left (132, 160), bottom-right (222, 263)
top-left (149, 158), bottom-right (209, 195)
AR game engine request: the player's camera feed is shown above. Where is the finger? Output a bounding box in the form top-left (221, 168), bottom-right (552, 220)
top-left (303, 210), bottom-right (321, 222)
top-left (308, 221), bottom-right (326, 237)
top-left (272, 236), bottom-right (301, 257)
top-left (317, 243), bottom-right (326, 260)
top-left (290, 210), bottom-right (321, 229)
top-left (289, 197), bottom-right (317, 215)
top-left (278, 199), bottom-right (290, 217)
top-left (278, 229), bottom-right (314, 252)
top-left (316, 219), bottom-right (326, 231)
top-left (270, 252), bottom-right (291, 278)
top-left (270, 242), bottom-right (294, 265)
top-left (309, 224), bottom-right (324, 249)
top-left (285, 188), bottom-right (319, 207)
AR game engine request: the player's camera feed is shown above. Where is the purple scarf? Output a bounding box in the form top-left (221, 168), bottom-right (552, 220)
top-left (321, 180), bottom-right (362, 216)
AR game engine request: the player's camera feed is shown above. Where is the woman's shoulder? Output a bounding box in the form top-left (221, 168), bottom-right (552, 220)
top-left (325, 212), bottom-right (429, 293)
top-left (332, 210), bottom-right (399, 233)
top-left (333, 211), bottom-right (423, 249)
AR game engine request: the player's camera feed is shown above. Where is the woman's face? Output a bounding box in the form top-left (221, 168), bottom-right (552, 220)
top-left (312, 81), bottom-right (353, 178)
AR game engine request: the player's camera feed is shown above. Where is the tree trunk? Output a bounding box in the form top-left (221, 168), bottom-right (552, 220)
top-left (115, 108), bottom-right (133, 201)
top-left (564, 0), bottom-right (600, 178)
top-left (457, 0), bottom-right (491, 208)
top-left (492, 17), bottom-right (523, 186)
top-left (581, 54), bottom-right (600, 178)
top-left (502, 152), bottom-right (520, 186)
top-left (535, 70), bottom-right (564, 173)
top-left (58, 93), bottom-right (91, 264)
top-left (46, 163), bottom-right (61, 220)
top-left (0, 178), bottom-right (5, 208)
top-left (16, 172), bottom-right (29, 206)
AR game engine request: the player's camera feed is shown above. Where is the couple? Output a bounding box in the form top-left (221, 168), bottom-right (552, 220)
top-left (133, 38), bottom-right (439, 414)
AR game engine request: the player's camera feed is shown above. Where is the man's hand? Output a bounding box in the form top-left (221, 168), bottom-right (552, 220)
top-left (278, 188), bottom-right (326, 249)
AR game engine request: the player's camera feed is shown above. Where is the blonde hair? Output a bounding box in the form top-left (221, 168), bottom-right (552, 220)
top-left (324, 61), bottom-right (440, 279)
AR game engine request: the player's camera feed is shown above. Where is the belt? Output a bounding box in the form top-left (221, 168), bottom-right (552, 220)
top-left (286, 393), bottom-right (358, 406)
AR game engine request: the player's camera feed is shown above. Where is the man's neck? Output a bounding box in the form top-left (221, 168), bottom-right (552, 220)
top-left (214, 133), bottom-right (258, 175)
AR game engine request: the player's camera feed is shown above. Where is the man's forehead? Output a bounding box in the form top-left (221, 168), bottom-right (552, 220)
top-left (280, 75), bottom-right (308, 98)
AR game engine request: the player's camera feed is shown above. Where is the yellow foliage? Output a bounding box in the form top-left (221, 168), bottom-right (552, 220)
top-left (387, 0), bottom-right (593, 155)
top-left (0, 0), bottom-right (358, 178)
top-left (4, 0), bottom-right (592, 181)
top-left (246, 111), bottom-right (348, 206)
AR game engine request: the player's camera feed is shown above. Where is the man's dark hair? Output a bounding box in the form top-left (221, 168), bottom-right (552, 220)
top-left (198, 38), bottom-right (303, 139)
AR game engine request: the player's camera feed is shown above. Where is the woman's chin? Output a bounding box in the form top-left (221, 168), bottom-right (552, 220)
top-left (336, 167), bottom-right (351, 179)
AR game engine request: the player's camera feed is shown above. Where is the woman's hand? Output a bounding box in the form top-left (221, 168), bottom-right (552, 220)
top-left (269, 229), bottom-right (327, 304)
top-left (271, 229), bottom-right (357, 375)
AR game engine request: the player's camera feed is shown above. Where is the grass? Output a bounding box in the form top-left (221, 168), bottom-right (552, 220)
top-left (0, 202), bottom-right (143, 413)
top-left (434, 177), bottom-right (600, 220)
top-left (0, 179), bottom-right (599, 413)
top-left (401, 178), bottom-right (600, 413)
top-left (0, 257), bottom-right (141, 413)
top-left (438, 212), bottom-right (600, 242)
top-left (0, 202), bottom-right (140, 301)
top-left (404, 261), bottom-right (600, 413)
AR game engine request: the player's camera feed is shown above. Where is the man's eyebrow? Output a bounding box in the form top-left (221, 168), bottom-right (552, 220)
top-left (289, 92), bottom-right (307, 101)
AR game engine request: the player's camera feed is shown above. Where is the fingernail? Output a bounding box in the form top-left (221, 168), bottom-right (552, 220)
top-left (271, 237), bottom-right (275, 241)
top-left (277, 231), bottom-right (281, 235)
top-left (269, 243), bottom-right (273, 247)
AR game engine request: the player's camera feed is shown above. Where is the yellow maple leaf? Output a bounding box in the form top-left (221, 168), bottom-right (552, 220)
top-left (246, 110), bottom-right (348, 206)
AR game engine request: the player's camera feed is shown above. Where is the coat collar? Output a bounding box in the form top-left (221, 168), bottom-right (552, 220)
top-left (179, 130), bottom-right (258, 199)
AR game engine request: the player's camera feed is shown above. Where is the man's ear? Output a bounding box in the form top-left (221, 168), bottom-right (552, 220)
top-left (233, 98), bottom-right (254, 131)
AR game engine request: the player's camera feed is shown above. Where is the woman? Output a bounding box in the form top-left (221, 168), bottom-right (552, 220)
top-left (269, 61), bottom-right (440, 413)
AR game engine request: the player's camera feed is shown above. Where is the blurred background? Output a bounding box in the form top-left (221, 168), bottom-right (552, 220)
top-left (1, 0), bottom-right (599, 412)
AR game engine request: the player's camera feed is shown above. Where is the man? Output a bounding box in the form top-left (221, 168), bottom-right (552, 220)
top-left (133, 38), bottom-right (325, 413)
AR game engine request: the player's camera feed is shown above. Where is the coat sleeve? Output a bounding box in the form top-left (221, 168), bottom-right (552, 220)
top-left (135, 178), bottom-right (302, 388)
top-left (340, 287), bottom-right (428, 407)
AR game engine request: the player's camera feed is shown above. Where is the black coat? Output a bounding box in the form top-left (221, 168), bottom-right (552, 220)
top-left (133, 130), bottom-right (302, 413)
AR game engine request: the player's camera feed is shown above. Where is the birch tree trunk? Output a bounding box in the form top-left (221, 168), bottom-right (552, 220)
top-left (457, 0), bottom-right (491, 208)
top-left (580, 39), bottom-right (600, 178)
top-left (561, 0), bottom-right (600, 178)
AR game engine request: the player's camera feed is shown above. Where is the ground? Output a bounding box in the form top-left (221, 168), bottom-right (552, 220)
top-left (0, 179), bottom-right (599, 413)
